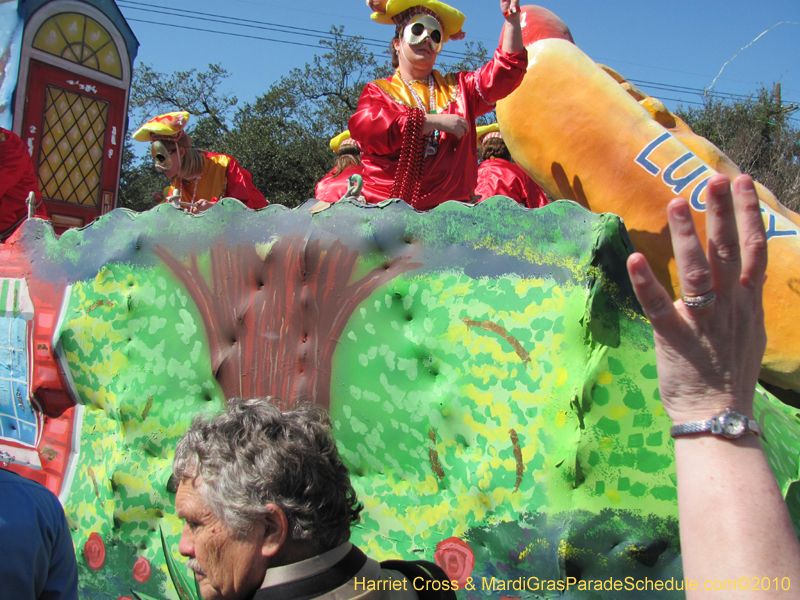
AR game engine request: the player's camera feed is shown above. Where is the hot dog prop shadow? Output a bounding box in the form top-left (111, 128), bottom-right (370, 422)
top-left (497, 6), bottom-right (800, 389)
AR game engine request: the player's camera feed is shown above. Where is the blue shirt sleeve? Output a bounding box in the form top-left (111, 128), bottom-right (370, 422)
top-left (0, 468), bottom-right (79, 600)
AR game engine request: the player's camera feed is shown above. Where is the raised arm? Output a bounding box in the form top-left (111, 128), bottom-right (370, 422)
top-left (500, 0), bottom-right (523, 54)
top-left (626, 174), bottom-right (800, 598)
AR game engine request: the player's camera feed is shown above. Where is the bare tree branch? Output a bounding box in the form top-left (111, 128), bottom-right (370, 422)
top-left (130, 63), bottom-right (237, 132)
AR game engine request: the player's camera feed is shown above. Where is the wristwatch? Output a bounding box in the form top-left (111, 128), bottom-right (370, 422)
top-left (669, 408), bottom-right (761, 439)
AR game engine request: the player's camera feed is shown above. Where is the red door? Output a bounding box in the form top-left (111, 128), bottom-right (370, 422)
top-left (21, 60), bottom-right (125, 231)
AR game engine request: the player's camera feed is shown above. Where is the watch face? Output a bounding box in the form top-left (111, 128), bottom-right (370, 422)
top-left (721, 413), bottom-right (747, 438)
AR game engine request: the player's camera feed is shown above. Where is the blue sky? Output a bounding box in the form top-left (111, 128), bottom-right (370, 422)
top-left (120, 0), bottom-right (799, 128)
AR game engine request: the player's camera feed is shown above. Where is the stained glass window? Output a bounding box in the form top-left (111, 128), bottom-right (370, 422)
top-left (38, 87), bottom-right (108, 206)
top-left (32, 12), bottom-right (122, 79)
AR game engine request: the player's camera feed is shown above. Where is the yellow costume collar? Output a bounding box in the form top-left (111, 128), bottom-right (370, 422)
top-left (375, 69), bottom-right (458, 113)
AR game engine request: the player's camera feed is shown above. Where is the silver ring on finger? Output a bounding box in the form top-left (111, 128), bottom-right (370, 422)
top-left (680, 289), bottom-right (716, 310)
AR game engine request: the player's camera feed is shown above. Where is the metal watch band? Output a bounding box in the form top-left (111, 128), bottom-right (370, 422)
top-left (670, 419), bottom-right (714, 437)
top-left (670, 410), bottom-right (761, 439)
top-left (748, 419), bottom-right (762, 437)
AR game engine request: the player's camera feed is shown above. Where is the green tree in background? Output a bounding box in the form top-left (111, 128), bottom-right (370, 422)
top-left (677, 86), bottom-right (800, 211)
top-left (269, 25), bottom-right (388, 138)
top-left (218, 108), bottom-right (330, 208)
top-left (129, 63), bottom-right (238, 132)
top-left (117, 138), bottom-right (164, 212)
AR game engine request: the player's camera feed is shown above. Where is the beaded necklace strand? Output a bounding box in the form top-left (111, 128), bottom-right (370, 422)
top-left (398, 73), bottom-right (440, 157)
top-left (389, 107), bottom-right (426, 204)
top-left (178, 174), bottom-right (201, 211)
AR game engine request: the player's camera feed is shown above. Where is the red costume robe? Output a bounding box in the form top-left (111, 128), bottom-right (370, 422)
top-left (314, 164), bottom-right (364, 203)
top-left (474, 158), bottom-right (550, 209)
top-left (0, 128), bottom-right (46, 240)
top-left (166, 151), bottom-right (267, 208)
top-left (349, 48), bottom-right (527, 210)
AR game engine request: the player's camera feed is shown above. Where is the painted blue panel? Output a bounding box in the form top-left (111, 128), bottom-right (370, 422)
top-left (0, 315), bottom-right (35, 446)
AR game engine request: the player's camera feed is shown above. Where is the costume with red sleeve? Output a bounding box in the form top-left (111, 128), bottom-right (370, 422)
top-left (475, 158), bottom-right (550, 209)
top-left (315, 164), bottom-right (364, 204)
top-left (348, 48), bottom-right (527, 210)
top-left (166, 151), bottom-right (267, 209)
top-left (0, 128), bottom-right (46, 239)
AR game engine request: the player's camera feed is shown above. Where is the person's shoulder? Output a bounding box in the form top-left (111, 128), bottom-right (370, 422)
top-left (480, 158), bottom-right (512, 171)
top-left (0, 468), bottom-right (60, 504)
top-left (203, 152), bottom-right (236, 168)
top-left (343, 163), bottom-right (363, 176)
top-left (203, 151), bottom-right (230, 160)
top-left (0, 466), bottom-right (36, 485)
top-left (366, 76), bottom-right (393, 91)
top-left (0, 127), bottom-right (25, 151)
top-left (434, 69), bottom-right (459, 85)
top-left (364, 75), bottom-right (393, 89)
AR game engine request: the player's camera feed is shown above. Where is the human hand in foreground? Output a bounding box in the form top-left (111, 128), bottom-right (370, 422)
top-left (424, 114), bottom-right (470, 138)
top-left (626, 174), bottom-right (767, 426)
top-left (500, 0), bottom-right (520, 17)
top-left (499, 0), bottom-right (523, 52)
top-left (190, 199), bottom-right (214, 214)
top-left (365, 0), bottom-right (387, 13)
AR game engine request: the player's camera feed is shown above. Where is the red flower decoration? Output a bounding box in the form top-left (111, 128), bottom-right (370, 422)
top-left (133, 556), bottom-right (152, 583)
top-left (434, 537), bottom-right (475, 589)
top-left (118, 597), bottom-right (134, 600)
top-left (84, 532), bottom-right (105, 571)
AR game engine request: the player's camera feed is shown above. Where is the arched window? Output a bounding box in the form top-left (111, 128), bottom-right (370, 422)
top-left (32, 13), bottom-right (122, 80)
top-left (16, 1), bottom-right (133, 228)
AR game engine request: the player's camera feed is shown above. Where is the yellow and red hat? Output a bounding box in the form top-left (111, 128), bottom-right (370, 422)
top-left (370, 0), bottom-right (465, 42)
top-left (476, 123), bottom-right (502, 145)
top-left (132, 111), bottom-right (190, 143)
top-left (330, 130), bottom-right (360, 153)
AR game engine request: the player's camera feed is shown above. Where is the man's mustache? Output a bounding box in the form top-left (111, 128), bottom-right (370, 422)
top-left (186, 558), bottom-right (206, 577)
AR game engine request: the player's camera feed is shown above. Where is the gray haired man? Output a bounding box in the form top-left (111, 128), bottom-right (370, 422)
top-left (173, 398), bottom-right (455, 600)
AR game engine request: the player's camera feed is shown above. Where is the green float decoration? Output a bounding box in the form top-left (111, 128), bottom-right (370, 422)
top-left (1, 196), bottom-right (799, 599)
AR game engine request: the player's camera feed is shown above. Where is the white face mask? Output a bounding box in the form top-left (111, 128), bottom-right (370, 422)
top-left (150, 140), bottom-right (173, 172)
top-left (403, 14), bottom-right (443, 53)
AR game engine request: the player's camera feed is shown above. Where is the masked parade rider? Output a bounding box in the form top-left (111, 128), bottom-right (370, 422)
top-left (315, 130), bottom-right (364, 204)
top-left (473, 123), bottom-right (550, 209)
top-left (132, 112), bottom-right (267, 213)
top-left (349, 0), bottom-right (527, 210)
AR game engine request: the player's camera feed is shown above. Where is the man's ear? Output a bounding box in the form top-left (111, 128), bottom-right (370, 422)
top-left (261, 503), bottom-right (289, 558)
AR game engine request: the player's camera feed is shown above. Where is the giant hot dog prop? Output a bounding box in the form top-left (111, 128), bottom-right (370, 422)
top-left (497, 6), bottom-right (800, 389)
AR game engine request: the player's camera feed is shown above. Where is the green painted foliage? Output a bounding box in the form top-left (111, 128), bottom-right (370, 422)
top-left (19, 197), bottom-right (798, 599)
top-left (57, 262), bottom-right (223, 597)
